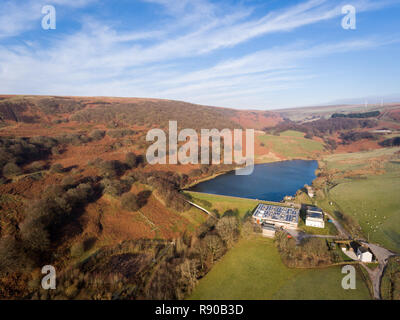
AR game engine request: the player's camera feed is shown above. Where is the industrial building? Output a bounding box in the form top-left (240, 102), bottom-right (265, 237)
top-left (253, 203), bottom-right (299, 230)
top-left (305, 206), bottom-right (325, 229)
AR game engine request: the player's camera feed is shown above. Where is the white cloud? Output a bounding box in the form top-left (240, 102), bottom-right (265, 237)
top-left (0, 0), bottom-right (399, 108)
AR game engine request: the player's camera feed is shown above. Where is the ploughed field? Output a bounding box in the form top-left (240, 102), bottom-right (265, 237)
top-left (189, 237), bottom-right (371, 300)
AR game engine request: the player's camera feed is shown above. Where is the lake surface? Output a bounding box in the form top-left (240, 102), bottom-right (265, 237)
top-left (189, 160), bottom-right (318, 202)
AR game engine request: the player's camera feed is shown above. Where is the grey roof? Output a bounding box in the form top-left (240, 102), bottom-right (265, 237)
top-left (307, 206), bottom-right (323, 213)
top-left (307, 212), bottom-right (324, 220)
top-left (358, 246), bottom-right (369, 253)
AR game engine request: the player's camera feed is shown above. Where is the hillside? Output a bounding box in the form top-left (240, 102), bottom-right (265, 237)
top-left (277, 103), bottom-right (400, 125)
top-left (0, 95), bottom-right (399, 300)
top-left (0, 95), bottom-right (281, 130)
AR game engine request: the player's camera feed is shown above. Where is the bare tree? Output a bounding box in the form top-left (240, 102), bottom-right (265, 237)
top-left (216, 216), bottom-right (238, 248)
top-left (203, 235), bottom-right (224, 264)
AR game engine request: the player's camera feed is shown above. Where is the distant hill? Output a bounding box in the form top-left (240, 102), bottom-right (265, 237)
top-left (0, 95), bottom-right (282, 130)
top-left (275, 103), bottom-right (400, 122)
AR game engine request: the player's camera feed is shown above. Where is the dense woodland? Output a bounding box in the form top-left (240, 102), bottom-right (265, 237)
top-left (331, 111), bottom-right (381, 119)
top-left (264, 118), bottom-right (378, 140)
top-left (379, 137), bottom-right (400, 147)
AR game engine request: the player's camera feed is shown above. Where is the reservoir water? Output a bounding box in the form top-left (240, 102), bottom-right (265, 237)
top-left (188, 160), bottom-right (318, 202)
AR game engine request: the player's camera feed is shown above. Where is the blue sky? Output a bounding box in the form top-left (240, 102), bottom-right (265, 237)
top-left (0, 0), bottom-right (400, 109)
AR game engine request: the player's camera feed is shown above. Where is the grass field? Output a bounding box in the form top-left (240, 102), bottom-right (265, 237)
top-left (258, 130), bottom-right (325, 159)
top-left (317, 148), bottom-right (400, 252)
top-left (189, 237), bottom-right (371, 300)
top-left (184, 191), bottom-right (290, 219)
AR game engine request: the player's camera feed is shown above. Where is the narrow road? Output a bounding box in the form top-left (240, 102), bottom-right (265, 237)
top-left (286, 229), bottom-right (339, 244)
top-left (324, 212), bottom-right (350, 238)
top-left (358, 241), bottom-right (397, 299)
top-left (186, 200), bottom-right (217, 218)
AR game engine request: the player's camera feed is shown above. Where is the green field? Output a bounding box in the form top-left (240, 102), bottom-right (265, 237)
top-left (318, 148), bottom-right (400, 252)
top-left (185, 191), bottom-right (290, 219)
top-left (258, 130), bottom-right (325, 159)
top-left (189, 237), bottom-right (371, 300)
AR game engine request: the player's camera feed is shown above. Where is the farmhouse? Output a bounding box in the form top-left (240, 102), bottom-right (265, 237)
top-left (253, 203), bottom-right (299, 230)
top-left (305, 206), bottom-right (325, 229)
top-left (357, 246), bottom-right (373, 263)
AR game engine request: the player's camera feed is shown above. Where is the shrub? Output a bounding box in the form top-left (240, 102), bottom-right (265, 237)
top-left (98, 160), bottom-right (124, 178)
top-left (70, 242), bottom-right (85, 258)
top-left (50, 163), bottom-right (64, 173)
top-left (2, 162), bottom-right (22, 176)
top-left (27, 161), bottom-right (46, 173)
top-left (101, 179), bottom-right (131, 197)
top-left (65, 284), bottom-right (79, 299)
top-left (0, 237), bottom-right (33, 275)
top-left (106, 129), bottom-right (136, 138)
top-left (121, 193), bottom-right (139, 211)
top-left (125, 152), bottom-right (138, 168)
top-left (61, 176), bottom-right (75, 187)
top-left (51, 146), bottom-right (61, 155)
top-left (89, 130), bottom-right (105, 141)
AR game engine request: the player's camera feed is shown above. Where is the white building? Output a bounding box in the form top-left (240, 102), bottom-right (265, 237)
top-left (357, 247), bottom-right (373, 263)
top-left (305, 206), bottom-right (325, 228)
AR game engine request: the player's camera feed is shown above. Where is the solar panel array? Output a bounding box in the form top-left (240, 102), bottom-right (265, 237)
top-left (253, 203), bottom-right (299, 224)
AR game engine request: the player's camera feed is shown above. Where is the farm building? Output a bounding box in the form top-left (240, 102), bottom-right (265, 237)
top-left (305, 206), bottom-right (325, 229)
top-left (261, 223), bottom-right (276, 238)
top-left (357, 246), bottom-right (373, 263)
top-left (253, 203), bottom-right (299, 230)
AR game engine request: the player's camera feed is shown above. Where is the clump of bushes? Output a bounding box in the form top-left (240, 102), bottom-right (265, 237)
top-left (101, 178), bottom-right (132, 197)
top-left (89, 130), bottom-right (106, 141)
top-left (50, 163), bottom-right (64, 173)
top-left (340, 131), bottom-right (379, 144)
top-left (125, 152), bottom-right (138, 169)
top-left (97, 160), bottom-right (125, 179)
top-left (106, 129), bottom-right (136, 139)
top-left (274, 231), bottom-right (338, 267)
top-left (26, 161), bottom-right (46, 173)
top-left (121, 193), bottom-right (139, 211)
top-left (55, 133), bottom-right (90, 146)
top-left (2, 162), bottom-right (22, 177)
top-left (0, 179), bottom-right (99, 278)
top-left (0, 137), bottom-right (54, 176)
top-left (379, 137), bottom-right (400, 147)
